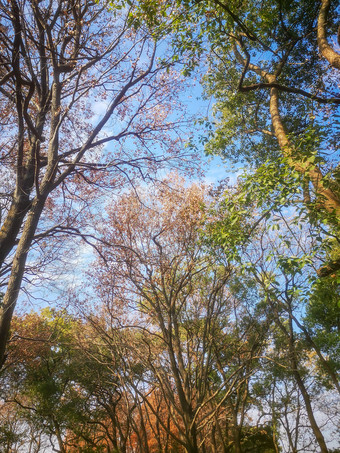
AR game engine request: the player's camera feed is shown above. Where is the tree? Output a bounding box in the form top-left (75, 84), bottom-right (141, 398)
top-left (89, 176), bottom-right (271, 453)
top-left (233, 215), bottom-right (338, 452)
top-left (204, 167), bottom-right (340, 451)
top-left (185, 0), bottom-right (339, 213)
top-left (150, 0), bottom-right (340, 276)
top-left (304, 275), bottom-right (340, 388)
top-left (0, 0), bottom-right (194, 367)
top-left (1, 308), bottom-right (138, 452)
top-left (2, 309), bottom-right (84, 452)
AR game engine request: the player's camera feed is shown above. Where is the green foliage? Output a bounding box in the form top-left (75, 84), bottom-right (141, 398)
top-left (162, 0), bottom-right (340, 240)
top-left (206, 157), bottom-right (307, 265)
top-left (1, 309), bottom-right (124, 450)
top-left (240, 424), bottom-right (280, 453)
top-left (13, 310), bottom-right (85, 428)
top-left (0, 423), bottom-right (21, 449)
top-left (304, 276), bottom-right (340, 375)
top-left (200, 0), bottom-right (337, 160)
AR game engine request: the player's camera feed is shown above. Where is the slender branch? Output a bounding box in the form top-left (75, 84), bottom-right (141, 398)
top-left (239, 81), bottom-right (340, 104)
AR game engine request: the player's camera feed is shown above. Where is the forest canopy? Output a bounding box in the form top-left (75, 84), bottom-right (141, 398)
top-left (0, 0), bottom-right (339, 452)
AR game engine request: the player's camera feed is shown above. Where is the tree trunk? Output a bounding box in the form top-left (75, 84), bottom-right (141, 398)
top-left (184, 421), bottom-right (199, 453)
top-left (0, 195), bottom-right (46, 368)
top-left (232, 410), bottom-right (242, 453)
top-left (286, 317), bottom-right (329, 453)
top-left (291, 366), bottom-right (329, 453)
top-left (269, 85), bottom-right (340, 218)
top-left (317, 0), bottom-right (340, 70)
top-left (0, 180), bottom-right (33, 267)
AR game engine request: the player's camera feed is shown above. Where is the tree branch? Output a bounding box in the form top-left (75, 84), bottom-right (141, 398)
top-left (317, 0), bottom-right (340, 70)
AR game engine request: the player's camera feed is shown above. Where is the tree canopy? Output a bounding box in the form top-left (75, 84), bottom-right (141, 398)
top-left (0, 0), bottom-right (339, 452)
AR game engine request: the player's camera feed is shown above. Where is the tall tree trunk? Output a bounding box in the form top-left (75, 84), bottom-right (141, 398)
top-left (184, 416), bottom-right (199, 453)
top-left (286, 316), bottom-right (329, 453)
top-left (290, 364), bottom-right (329, 453)
top-left (232, 409), bottom-right (242, 453)
top-left (269, 295), bottom-right (329, 453)
top-left (0, 195), bottom-right (46, 368)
